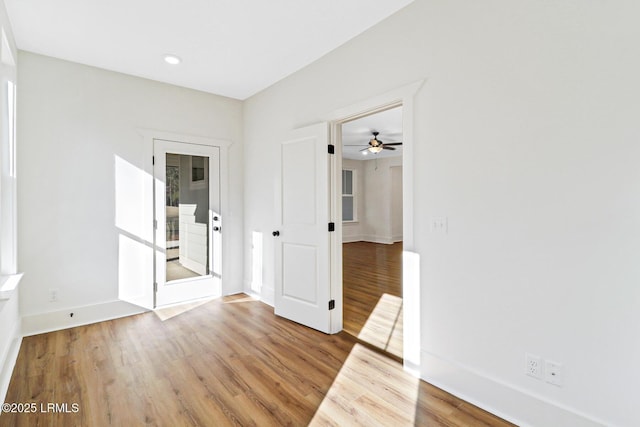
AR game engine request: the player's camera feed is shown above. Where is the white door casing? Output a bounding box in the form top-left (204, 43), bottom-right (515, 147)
top-left (154, 139), bottom-right (221, 307)
top-left (323, 80), bottom-right (424, 372)
top-left (274, 123), bottom-right (333, 333)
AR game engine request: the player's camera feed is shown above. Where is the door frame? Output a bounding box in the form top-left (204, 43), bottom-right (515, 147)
top-left (139, 129), bottom-right (232, 307)
top-left (322, 80), bottom-right (425, 374)
top-left (153, 139), bottom-right (221, 307)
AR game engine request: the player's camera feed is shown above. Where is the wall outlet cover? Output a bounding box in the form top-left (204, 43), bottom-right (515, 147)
top-left (525, 353), bottom-right (542, 379)
top-left (545, 360), bottom-right (563, 386)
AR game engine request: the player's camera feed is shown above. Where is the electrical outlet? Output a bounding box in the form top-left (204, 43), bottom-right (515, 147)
top-left (49, 289), bottom-right (59, 302)
top-left (525, 353), bottom-right (542, 379)
top-left (545, 360), bottom-right (563, 386)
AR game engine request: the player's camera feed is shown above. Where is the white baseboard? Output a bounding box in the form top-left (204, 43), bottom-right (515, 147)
top-left (0, 322), bottom-right (21, 404)
top-left (342, 234), bottom-right (365, 243)
top-left (343, 235), bottom-right (396, 245)
top-left (361, 235), bottom-right (393, 244)
top-left (22, 300), bottom-right (148, 337)
top-left (243, 278), bottom-right (265, 297)
top-left (260, 285), bottom-right (274, 307)
top-left (403, 358), bottom-right (420, 378)
top-left (243, 279), bottom-right (252, 293)
top-left (420, 351), bottom-right (607, 427)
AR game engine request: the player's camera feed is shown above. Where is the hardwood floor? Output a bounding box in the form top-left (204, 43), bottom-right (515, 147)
top-left (2, 295), bottom-right (515, 426)
top-left (343, 241), bottom-right (403, 359)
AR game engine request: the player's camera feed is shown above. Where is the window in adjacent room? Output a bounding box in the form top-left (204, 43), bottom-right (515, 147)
top-left (342, 169), bottom-right (356, 222)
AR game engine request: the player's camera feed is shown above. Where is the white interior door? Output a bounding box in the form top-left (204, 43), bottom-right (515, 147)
top-left (274, 123), bottom-right (333, 333)
top-left (154, 139), bottom-right (221, 307)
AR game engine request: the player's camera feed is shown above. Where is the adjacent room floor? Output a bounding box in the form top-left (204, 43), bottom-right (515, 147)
top-left (4, 294), bottom-right (514, 426)
top-left (343, 241), bottom-right (403, 360)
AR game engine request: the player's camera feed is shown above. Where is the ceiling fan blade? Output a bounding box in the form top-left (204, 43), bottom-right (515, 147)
top-left (359, 147), bottom-right (370, 152)
top-left (384, 142), bottom-right (403, 146)
top-left (383, 146), bottom-right (396, 150)
top-left (344, 144), bottom-right (367, 146)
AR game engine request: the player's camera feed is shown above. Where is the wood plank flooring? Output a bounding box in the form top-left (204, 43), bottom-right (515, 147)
top-left (343, 241), bottom-right (403, 359)
top-left (2, 294), bottom-right (515, 426)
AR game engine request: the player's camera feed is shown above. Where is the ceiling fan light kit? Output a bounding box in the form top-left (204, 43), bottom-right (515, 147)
top-left (346, 130), bottom-right (403, 157)
top-left (360, 131), bottom-right (401, 154)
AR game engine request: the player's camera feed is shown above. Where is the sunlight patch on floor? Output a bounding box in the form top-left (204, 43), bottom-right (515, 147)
top-left (222, 295), bottom-right (259, 304)
top-left (153, 298), bottom-right (212, 321)
top-left (357, 293), bottom-right (403, 358)
top-left (309, 343), bottom-right (419, 426)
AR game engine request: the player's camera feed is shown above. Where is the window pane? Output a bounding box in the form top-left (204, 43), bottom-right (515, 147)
top-left (342, 170), bottom-right (353, 195)
top-left (342, 196), bottom-right (354, 221)
top-left (166, 153), bottom-right (210, 282)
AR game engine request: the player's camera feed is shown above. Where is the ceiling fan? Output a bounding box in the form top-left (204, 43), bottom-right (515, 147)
top-left (346, 131), bottom-right (403, 155)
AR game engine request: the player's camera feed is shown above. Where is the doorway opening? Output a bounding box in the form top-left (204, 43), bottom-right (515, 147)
top-left (153, 139), bottom-right (222, 307)
top-left (339, 105), bottom-right (404, 360)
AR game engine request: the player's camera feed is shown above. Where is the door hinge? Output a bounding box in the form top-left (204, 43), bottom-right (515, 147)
top-left (328, 144), bottom-right (335, 154)
top-left (328, 222), bottom-right (335, 232)
top-left (328, 300), bottom-right (335, 310)
top-left (152, 155), bottom-right (155, 165)
top-left (154, 219), bottom-right (158, 229)
top-left (154, 282), bottom-right (158, 292)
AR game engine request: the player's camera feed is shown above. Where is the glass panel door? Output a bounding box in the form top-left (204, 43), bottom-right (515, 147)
top-left (153, 139), bottom-right (221, 307)
top-left (164, 153), bottom-right (210, 282)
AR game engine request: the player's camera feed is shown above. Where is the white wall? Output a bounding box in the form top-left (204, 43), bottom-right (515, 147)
top-left (390, 165), bottom-right (402, 241)
top-left (0, 0), bottom-right (20, 403)
top-left (342, 157), bottom-right (402, 244)
top-left (361, 156), bottom-right (402, 244)
top-left (243, 1), bottom-right (640, 426)
top-left (17, 52), bottom-right (244, 333)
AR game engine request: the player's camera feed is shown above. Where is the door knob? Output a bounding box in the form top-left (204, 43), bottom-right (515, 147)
top-left (272, 231), bottom-right (280, 237)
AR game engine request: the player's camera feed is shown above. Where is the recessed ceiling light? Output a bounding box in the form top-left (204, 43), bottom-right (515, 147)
top-left (163, 54), bottom-right (181, 65)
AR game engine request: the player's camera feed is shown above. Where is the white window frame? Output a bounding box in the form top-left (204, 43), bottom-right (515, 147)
top-left (342, 169), bottom-right (357, 223)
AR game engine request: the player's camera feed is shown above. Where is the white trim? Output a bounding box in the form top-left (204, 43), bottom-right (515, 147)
top-left (325, 79), bottom-right (425, 364)
top-left (0, 273), bottom-right (22, 300)
top-left (137, 128), bottom-right (233, 306)
top-left (341, 168), bottom-right (357, 222)
top-left (421, 350), bottom-right (610, 427)
top-left (342, 237), bottom-right (403, 244)
top-left (261, 285), bottom-right (275, 307)
top-left (137, 128), bottom-right (233, 149)
top-left (21, 300), bottom-right (147, 337)
top-left (341, 234), bottom-right (366, 244)
top-left (0, 321), bottom-right (21, 404)
top-left (322, 80), bottom-right (425, 127)
top-left (244, 289), bottom-right (263, 302)
top-left (243, 278), bottom-right (253, 293)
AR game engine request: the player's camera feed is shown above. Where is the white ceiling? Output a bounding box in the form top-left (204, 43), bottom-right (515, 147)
top-left (342, 106), bottom-right (402, 160)
top-left (4, 0), bottom-right (414, 100)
